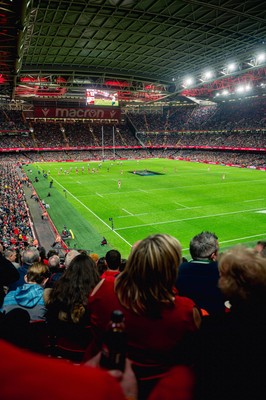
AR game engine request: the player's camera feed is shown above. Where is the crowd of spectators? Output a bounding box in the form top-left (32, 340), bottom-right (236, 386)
top-left (0, 99), bottom-right (265, 399)
top-left (0, 221), bottom-right (265, 400)
top-left (0, 163), bottom-right (34, 251)
top-left (0, 100), bottom-right (265, 169)
top-left (32, 122), bottom-right (67, 148)
top-left (0, 124), bottom-right (265, 400)
top-left (129, 97), bottom-right (266, 132)
top-left (0, 146), bottom-right (265, 168)
top-left (137, 131), bottom-right (266, 148)
top-left (0, 109), bottom-right (29, 131)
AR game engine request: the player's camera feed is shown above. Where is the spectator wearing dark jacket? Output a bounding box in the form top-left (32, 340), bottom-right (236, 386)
top-left (8, 246), bottom-right (40, 291)
top-left (0, 250), bottom-right (19, 307)
top-left (176, 231), bottom-right (225, 315)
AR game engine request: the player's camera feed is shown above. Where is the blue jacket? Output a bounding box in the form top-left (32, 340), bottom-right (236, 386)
top-left (1, 283), bottom-right (46, 321)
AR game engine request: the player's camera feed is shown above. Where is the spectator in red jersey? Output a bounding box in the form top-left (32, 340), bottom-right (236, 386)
top-left (101, 249), bottom-right (121, 281)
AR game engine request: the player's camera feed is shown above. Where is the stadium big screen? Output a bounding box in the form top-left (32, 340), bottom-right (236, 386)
top-left (86, 89), bottom-right (119, 106)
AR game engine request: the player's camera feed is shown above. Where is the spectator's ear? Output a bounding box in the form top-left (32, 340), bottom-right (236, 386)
top-left (210, 250), bottom-right (218, 261)
top-left (24, 275), bottom-right (29, 283)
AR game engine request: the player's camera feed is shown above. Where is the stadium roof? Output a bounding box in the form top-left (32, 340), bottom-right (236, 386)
top-left (0, 0), bottom-right (266, 104)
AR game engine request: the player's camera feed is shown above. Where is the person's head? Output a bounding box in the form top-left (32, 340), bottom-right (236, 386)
top-left (21, 246), bottom-right (40, 266)
top-left (38, 246), bottom-right (46, 261)
top-left (254, 240), bottom-right (266, 257)
top-left (25, 262), bottom-right (50, 286)
top-left (115, 233), bottom-right (182, 316)
top-left (48, 254), bottom-right (60, 269)
top-left (105, 249), bottom-right (121, 271)
top-left (97, 257), bottom-right (107, 275)
top-left (218, 245), bottom-right (266, 306)
top-left (189, 231), bottom-right (218, 261)
top-left (119, 258), bottom-right (127, 272)
top-left (47, 249), bottom-right (59, 258)
top-left (48, 253), bottom-right (100, 323)
top-left (64, 249), bottom-right (80, 268)
top-left (33, 239), bottom-right (39, 248)
top-left (4, 248), bottom-right (17, 263)
top-left (90, 253), bottom-right (99, 263)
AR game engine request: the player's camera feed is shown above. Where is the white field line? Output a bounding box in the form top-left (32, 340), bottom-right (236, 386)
top-left (95, 178), bottom-right (266, 197)
top-left (243, 198), bottom-right (264, 202)
top-left (134, 212), bottom-right (149, 216)
top-left (122, 208), bottom-right (134, 216)
top-left (139, 189), bottom-right (149, 193)
top-left (176, 206), bottom-right (202, 211)
top-left (69, 178), bottom-right (266, 199)
top-left (49, 176), bottom-right (132, 248)
top-left (96, 192), bottom-right (104, 198)
top-left (175, 202), bottom-right (189, 208)
top-left (117, 212), bottom-right (150, 219)
top-left (115, 208), bottom-right (265, 231)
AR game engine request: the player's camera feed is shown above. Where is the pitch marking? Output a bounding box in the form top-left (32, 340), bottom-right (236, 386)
top-left (48, 176), bottom-right (132, 248)
top-left (122, 208), bottom-right (134, 216)
top-left (115, 208), bottom-right (265, 231)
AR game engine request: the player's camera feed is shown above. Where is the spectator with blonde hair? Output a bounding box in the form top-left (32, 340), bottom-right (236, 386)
top-left (86, 233), bottom-right (201, 399)
top-left (1, 262), bottom-right (50, 321)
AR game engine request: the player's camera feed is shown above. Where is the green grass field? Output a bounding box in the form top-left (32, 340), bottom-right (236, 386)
top-left (24, 158), bottom-right (266, 259)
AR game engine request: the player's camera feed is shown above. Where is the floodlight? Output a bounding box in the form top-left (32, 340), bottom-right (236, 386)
top-left (236, 85), bottom-right (245, 93)
top-left (204, 71), bottom-right (212, 79)
top-left (227, 63), bottom-right (236, 72)
top-left (257, 53), bottom-right (265, 63)
top-left (222, 90), bottom-right (229, 96)
top-left (183, 77), bottom-right (194, 87)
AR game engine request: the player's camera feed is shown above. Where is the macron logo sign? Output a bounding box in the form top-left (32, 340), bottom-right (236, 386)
top-left (35, 107), bottom-right (121, 120)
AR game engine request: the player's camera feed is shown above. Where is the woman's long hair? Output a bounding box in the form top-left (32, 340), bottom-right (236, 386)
top-left (115, 234), bottom-right (182, 317)
top-left (47, 253), bottom-right (100, 323)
